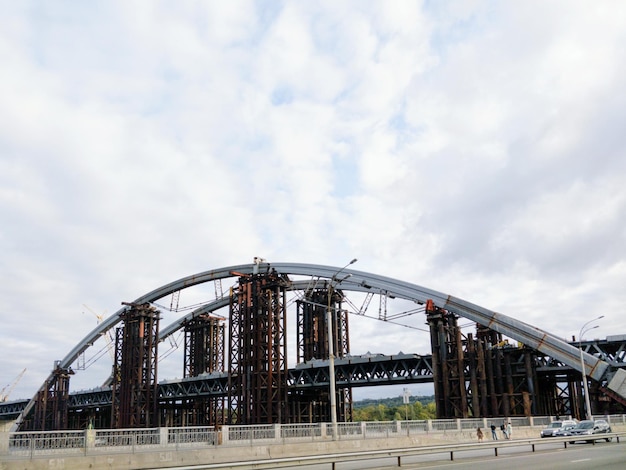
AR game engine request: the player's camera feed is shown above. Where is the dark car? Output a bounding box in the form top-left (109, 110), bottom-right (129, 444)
top-left (552, 423), bottom-right (578, 437)
top-left (562, 419), bottom-right (613, 443)
top-left (540, 420), bottom-right (578, 438)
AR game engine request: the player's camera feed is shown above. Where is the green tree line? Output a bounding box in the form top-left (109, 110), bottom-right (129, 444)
top-left (352, 395), bottom-right (436, 421)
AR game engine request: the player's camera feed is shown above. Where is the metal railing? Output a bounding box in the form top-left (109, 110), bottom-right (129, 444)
top-left (227, 424), bottom-right (275, 442)
top-left (9, 430), bottom-right (86, 457)
top-left (168, 426), bottom-right (218, 447)
top-left (94, 428), bottom-right (160, 448)
top-left (4, 414), bottom-right (626, 459)
top-left (280, 423), bottom-right (321, 439)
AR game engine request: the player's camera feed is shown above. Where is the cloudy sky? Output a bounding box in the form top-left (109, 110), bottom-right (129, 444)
top-left (2, 1), bottom-right (626, 402)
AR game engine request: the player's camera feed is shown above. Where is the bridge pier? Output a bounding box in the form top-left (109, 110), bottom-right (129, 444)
top-left (294, 286), bottom-right (352, 424)
top-left (24, 362), bottom-right (73, 431)
top-left (426, 300), bottom-right (550, 419)
top-left (227, 270), bottom-right (290, 424)
top-left (111, 302), bottom-right (160, 428)
top-left (173, 314), bottom-right (226, 427)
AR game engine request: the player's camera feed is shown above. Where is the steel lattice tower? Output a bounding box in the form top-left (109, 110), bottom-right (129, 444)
top-left (426, 299), bottom-right (544, 419)
top-left (178, 314), bottom-right (226, 426)
top-left (184, 314), bottom-right (225, 378)
top-left (29, 362), bottom-right (73, 431)
top-left (426, 300), bottom-right (468, 418)
top-left (294, 286), bottom-right (352, 423)
top-left (227, 269), bottom-right (289, 424)
top-left (111, 302), bottom-right (160, 428)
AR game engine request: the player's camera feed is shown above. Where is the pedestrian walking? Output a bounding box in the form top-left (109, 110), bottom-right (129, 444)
top-left (490, 423), bottom-right (498, 440)
top-left (506, 421), bottom-right (512, 439)
top-left (477, 427), bottom-right (484, 442)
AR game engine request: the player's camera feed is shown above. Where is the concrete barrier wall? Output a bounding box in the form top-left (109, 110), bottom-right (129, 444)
top-left (2, 423), bottom-right (624, 470)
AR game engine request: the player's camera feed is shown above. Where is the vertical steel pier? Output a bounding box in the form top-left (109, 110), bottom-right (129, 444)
top-left (227, 269), bottom-right (289, 424)
top-left (160, 314), bottom-right (226, 426)
top-left (28, 362), bottom-right (73, 431)
top-left (111, 302), bottom-right (160, 428)
top-left (426, 300), bottom-right (549, 418)
top-left (294, 286), bottom-right (352, 423)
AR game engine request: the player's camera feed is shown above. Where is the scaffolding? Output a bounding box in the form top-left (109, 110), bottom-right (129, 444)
top-left (426, 300), bottom-right (540, 418)
top-left (111, 302), bottom-right (160, 428)
top-left (29, 362), bottom-right (73, 431)
top-left (227, 269), bottom-right (290, 424)
top-left (168, 314), bottom-right (226, 426)
top-left (294, 286), bottom-right (352, 423)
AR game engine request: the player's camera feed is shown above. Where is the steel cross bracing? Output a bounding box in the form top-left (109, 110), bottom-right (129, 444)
top-left (14, 262), bottom-right (626, 425)
top-left (578, 337), bottom-right (626, 366)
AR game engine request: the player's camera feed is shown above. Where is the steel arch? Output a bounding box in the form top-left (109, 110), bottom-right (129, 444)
top-left (19, 262), bottom-right (619, 424)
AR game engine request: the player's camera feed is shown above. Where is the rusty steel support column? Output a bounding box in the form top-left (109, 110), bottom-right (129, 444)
top-left (538, 373), bottom-right (575, 418)
top-left (297, 290), bottom-right (329, 363)
top-left (503, 347), bottom-right (533, 416)
top-left (572, 375), bottom-right (584, 420)
top-left (331, 287), bottom-right (352, 423)
top-left (336, 291), bottom-right (350, 360)
top-left (476, 338), bottom-right (489, 417)
top-left (589, 379), bottom-right (605, 415)
top-left (294, 287), bottom-right (352, 424)
top-left (467, 333), bottom-right (481, 416)
top-left (476, 326), bottom-right (501, 416)
top-left (29, 362), bottom-right (73, 431)
top-left (227, 270), bottom-right (289, 424)
top-left (227, 284), bottom-right (241, 424)
top-left (184, 314), bottom-right (225, 378)
top-left (494, 349), bottom-right (508, 417)
top-left (473, 339), bottom-right (542, 418)
top-left (455, 327), bottom-right (469, 417)
top-left (426, 300), bottom-right (468, 418)
top-left (176, 314), bottom-right (226, 426)
top-left (426, 300), bottom-right (444, 418)
top-left (524, 351), bottom-right (537, 416)
top-left (294, 290), bottom-right (328, 423)
top-left (503, 352), bottom-right (515, 415)
top-left (111, 302), bottom-right (160, 428)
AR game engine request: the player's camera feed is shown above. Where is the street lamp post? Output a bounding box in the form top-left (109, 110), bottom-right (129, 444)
top-left (578, 315), bottom-right (604, 420)
top-left (327, 258), bottom-right (357, 440)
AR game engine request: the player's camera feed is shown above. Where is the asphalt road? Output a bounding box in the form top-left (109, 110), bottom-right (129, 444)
top-left (277, 440), bottom-right (626, 470)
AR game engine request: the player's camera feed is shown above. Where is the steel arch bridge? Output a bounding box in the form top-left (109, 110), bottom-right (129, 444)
top-left (14, 261), bottom-right (626, 429)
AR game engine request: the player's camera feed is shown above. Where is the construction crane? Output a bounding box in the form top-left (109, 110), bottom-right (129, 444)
top-left (1, 368), bottom-right (26, 402)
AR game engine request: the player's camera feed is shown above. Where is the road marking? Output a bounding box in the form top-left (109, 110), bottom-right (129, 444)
top-left (571, 458), bottom-right (591, 463)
